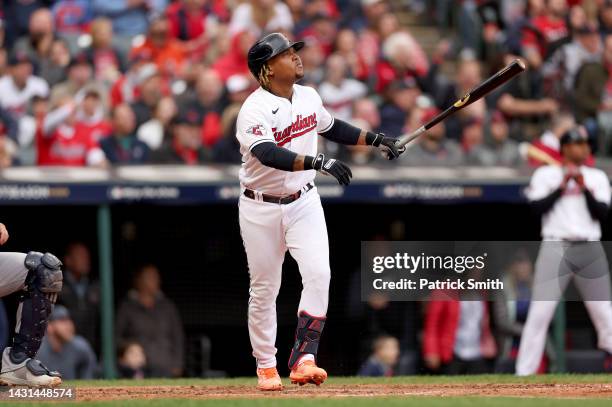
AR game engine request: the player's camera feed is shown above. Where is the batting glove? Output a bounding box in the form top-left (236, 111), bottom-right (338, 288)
top-left (311, 153), bottom-right (352, 186)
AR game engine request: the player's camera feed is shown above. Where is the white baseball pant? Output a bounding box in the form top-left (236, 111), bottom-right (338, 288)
top-left (239, 187), bottom-right (330, 369)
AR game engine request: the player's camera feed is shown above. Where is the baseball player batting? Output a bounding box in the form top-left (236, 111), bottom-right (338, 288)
top-left (0, 222), bottom-right (64, 386)
top-left (517, 127), bottom-right (612, 375)
top-left (237, 33), bottom-right (404, 391)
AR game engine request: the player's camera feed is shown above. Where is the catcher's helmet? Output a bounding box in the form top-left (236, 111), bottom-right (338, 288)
top-left (247, 33), bottom-right (305, 79)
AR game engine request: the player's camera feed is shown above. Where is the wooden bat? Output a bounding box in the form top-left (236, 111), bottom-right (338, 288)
top-left (398, 59), bottom-right (526, 148)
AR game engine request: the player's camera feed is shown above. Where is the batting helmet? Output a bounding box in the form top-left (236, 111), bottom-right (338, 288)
top-left (247, 33), bottom-right (305, 79)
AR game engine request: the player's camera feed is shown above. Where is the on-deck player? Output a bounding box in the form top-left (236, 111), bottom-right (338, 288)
top-left (517, 127), bottom-right (612, 375)
top-left (0, 222), bottom-right (64, 386)
top-left (237, 33), bottom-right (405, 391)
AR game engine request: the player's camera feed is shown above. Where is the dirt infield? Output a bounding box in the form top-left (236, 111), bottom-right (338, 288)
top-left (77, 383), bottom-right (612, 401)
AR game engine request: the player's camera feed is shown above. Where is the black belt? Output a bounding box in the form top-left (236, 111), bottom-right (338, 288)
top-left (244, 183), bottom-right (314, 204)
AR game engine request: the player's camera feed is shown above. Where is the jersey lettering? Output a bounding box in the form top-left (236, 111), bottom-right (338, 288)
top-left (272, 113), bottom-right (317, 146)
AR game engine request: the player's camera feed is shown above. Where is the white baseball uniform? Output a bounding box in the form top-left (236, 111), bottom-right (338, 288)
top-left (236, 84), bottom-right (334, 369)
top-left (516, 165), bottom-right (612, 375)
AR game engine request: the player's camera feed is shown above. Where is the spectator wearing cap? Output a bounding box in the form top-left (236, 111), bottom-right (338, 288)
top-left (543, 21), bottom-right (602, 101)
top-left (36, 305), bottom-right (98, 380)
top-left (37, 96), bottom-right (107, 167)
top-left (0, 51), bottom-right (49, 119)
top-left (402, 107), bottom-right (464, 167)
top-left (137, 96), bottom-right (177, 150)
top-left (100, 103), bottom-right (150, 164)
top-left (228, 0), bottom-right (294, 37)
top-left (92, 0), bottom-right (168, 39)
top-left (130, 14), bottom-right (186, 79)
top-left (462, 116), bottom-right (486, 156)
top-left (130, 65), bottom-right (164, 128)
top-left (86, 18), bottom-right (126, 87)
top-left (2, 0), bottom-right (48, 48)
top-left (151, 108), bottom-right (208, 164)
top-left (318, 53), bottom-right (367, 122)
top-left (378, 77), bottom-right (420, 138)
top-left (467, 111), bottom-right (522, 166)
top-left (13, 8), bottom-right (56, 70)
top-left (179, 68), bottom-right (224, 147)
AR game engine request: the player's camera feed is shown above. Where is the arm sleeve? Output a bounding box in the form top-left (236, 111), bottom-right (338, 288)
top-left (318, 118), bottom-right (361, 145)
top-left (584, 189), bottom-right (609, 223)
top-left (530, 187), bottom-right (563, 216)
top-left (251, 142), bottom-right (299, 172)
top-left (42, 105), bottom-right (73, 136)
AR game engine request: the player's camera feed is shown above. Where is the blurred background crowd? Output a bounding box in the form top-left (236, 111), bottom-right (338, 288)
top-left (1, 0), bottom-right (612, 169)
top-left (1, 0), bottom-right (612, 379)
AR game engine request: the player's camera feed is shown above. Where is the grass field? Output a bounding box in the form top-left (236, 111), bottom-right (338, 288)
top-left (1, 375), bottom-right (611, 406)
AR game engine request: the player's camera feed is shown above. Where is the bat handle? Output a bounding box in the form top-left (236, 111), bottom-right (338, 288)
top-left (397, 126), bottom-right (426, 148)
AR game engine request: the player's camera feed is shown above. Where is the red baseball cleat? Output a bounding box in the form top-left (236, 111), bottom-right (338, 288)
top-left (256, 367), bottom-right (283, 391)
top-left (289, 360), bottom-right (327, 386)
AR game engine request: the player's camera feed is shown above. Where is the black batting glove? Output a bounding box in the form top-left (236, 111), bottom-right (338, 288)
top-left (371, 133), bottom-right (405, 160)
top-left (311, 153), bottom-right (352, 186)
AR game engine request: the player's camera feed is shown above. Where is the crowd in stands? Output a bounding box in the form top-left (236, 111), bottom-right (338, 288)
top-left (1, 0), bottom-right (611, 169)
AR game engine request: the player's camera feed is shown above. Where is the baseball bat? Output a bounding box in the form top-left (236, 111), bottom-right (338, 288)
top-left (398, 59), bottom-right (526, 148)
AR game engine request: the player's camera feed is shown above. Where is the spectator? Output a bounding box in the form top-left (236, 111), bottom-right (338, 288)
top-left (87, 18), bottom-right (126, 87)
top-left (36, 96), bottom-right (107, 166)
top-left (495, 53), bottom-right (559, 140)
top-left (130, 65), bottom-right (164, 128)
top-left (100, 104), bottom-right (150, 164)
top-left (228, 0), bottom-right (294, 37)
top-left (166, 0), bottom-right (222, 60)
top-left (37, 305), bottom-right (98, 380)
top-left (0, 136), bottom-right (18, 168)
top-left (318, 54), bottom-right (367, 122)
top-left (211, 104), bottom-right (242, 164)
top-left (51, 52), bottom-right (100, 106)
top-left (600, 1), bottom-right (612, 37)
top-left (298, 37), bottom-right (326, 85)
top-left (543, 22), bottom-right (602, 102)
top-left (180, 68), bottom-right (224, 147)
top-left (358, 335), bottom-right (400, 377)
top-left (462, 116), bottom-right (486, 157)
top-left (13, 8), bottom-right (56, 70)
top-left (2, 0), bottom-right (48, 48)
top-left (468, 111), bottom-right (522, 166)
top-left (379, 78), bottom-right (420, 138)
top-left (0, 51), bottom-right (49, 119)
top-left (137, 96), bottom-right (177, 150)
top-left (423, 290), bottom-right (497, 375)
top-left (92, 0), bottom-right (168, 41)
top-left (109, 54), bottom-right (156, 108)
top-left (130, 14), bottom-right (186, 78)
top-left (59, 242), bottom-right (100, 351)
top-left (76, 87), bottom-right (112, 141)
top-left (521, 0), bottom-right (569, 66)
top-left (39, 38), bottom-right (71, 87)
top-left (117, 341), bottom-right (148, 379)
top-left (151, 108), bottom-right (208, 164)
top-left (375, 30), bottom-right (429, 94)
top-left (403, 107), bottom-right (464, 166)
top-left (333, 28), bottom-right (369, 81)
top-left (212, 30), bottom-right (256, 82)
top-left (116, 264), bottom-right (185, 378)
top-left (352, 98), bottom-right (382, 134)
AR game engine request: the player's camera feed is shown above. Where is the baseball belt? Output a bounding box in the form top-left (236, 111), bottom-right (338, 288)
top-left (244, 182), bottom-right (314, 204)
